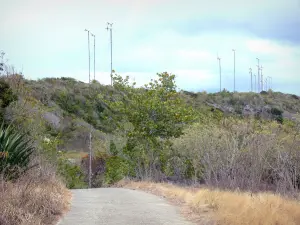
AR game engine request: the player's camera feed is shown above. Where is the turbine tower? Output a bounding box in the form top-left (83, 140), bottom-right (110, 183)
top-left (106, 22), bottom-right (113, 85)
top-left (249, 67), bottom-right (253, 92)
top-left (232, 49), bottom-right (236, 92)
top-left (256, 58), bottom-right (260, 92)
top-left (260, 65), bottom-right (264, 91)
top-left (254, 74), bottom-right (256, 93)
top-left (91, 32), bottom-right (96, 81)
top-left (217, 55), bottom-right (222, 92)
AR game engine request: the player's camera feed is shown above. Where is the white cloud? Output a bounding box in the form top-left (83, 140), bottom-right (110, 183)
top-left (246, 39), bottom-right (297, 56)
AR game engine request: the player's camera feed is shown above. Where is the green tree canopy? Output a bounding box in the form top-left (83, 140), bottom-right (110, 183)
top-left (98, 72), bottom-right (197, 180)
top-left (99, 72), bottom-right (197, 139)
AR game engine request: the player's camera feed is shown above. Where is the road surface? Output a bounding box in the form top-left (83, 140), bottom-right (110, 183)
top-left (58, 188), bottom-right (193, 225)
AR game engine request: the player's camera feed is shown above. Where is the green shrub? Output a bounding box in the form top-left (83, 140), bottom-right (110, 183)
top-left (0, 123), bottom-right (35, 180)
top-left (109, 140), bottom-right (118, 156)
top-left (260, 91), bottom-right (268, 95)
top-left (234, 105), bottom-right (243, 115)
top-left (61, 77), bottom-right (76, 82)
top-left (271, 107), bottom-right (283, 116)
top-left (275, 115), bottom-right (284, 124)
top-left (291, 94), bottom-right (299, 100)
top-left (0, 79), bottom-right (17, 122)
top-left (105, 156), bottom-right (129, 185)
top-left (41, 136), bottom-right (87, 188)
top-left (0, 79), bottom-right (17, 108)
top-left (211, 109), bottom-right (224, 122)
top-left (271, 107), bottom-right (283, 123)
top-left (220, 89), bottom-right (231, 98)
top-left (57, 157), bottom-right (87, 189)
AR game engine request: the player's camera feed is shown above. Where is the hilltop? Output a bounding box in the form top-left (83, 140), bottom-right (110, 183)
top-left (182, 90), bottom-right (300, 122)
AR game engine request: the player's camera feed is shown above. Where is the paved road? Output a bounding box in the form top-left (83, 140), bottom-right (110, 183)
top-left (58, 188), bottom-right (193, 225)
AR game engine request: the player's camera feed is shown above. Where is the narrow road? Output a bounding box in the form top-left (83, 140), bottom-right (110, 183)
top-left (58, 188), bottom-right (193, 225)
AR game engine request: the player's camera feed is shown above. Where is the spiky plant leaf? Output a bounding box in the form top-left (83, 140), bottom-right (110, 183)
top-left (0, 123), bottom-right (35, 180)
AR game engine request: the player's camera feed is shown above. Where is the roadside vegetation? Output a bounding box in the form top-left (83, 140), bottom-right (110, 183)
top-left (0, 157), bottom-right (71, 225)
top-left (1, 52), bottom-right (300, 224)
top-left (118, 181), bottom-right (300, 225)
top-left (0, 71), bottom-right (72, 224)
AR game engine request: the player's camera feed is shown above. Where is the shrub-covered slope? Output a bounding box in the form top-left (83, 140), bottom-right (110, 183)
top-left (3, 73), bottom-right (300, 193)
top-left (181, 90), bottom-right (300, 123)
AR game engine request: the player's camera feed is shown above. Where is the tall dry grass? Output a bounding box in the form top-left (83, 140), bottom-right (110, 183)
top-left (118, 180), bottom-right (300, 225)
top-left (0, 158), bottom-right (71, 225)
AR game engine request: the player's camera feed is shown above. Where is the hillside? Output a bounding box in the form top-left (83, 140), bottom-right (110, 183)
top-left (5, 76), bottom-right (111, 152)
top-left (7, 76), bottom-right (300, 145)
top-left (2, 73), bottom-right (300, 191)
top-left (182, 90), bottom-right (300, 123)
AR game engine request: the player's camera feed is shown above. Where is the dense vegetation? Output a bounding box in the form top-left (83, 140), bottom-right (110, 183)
top-left (0, 72), bottom-right (71, 224)
top-left (1, 65), bottom-right (300, 197)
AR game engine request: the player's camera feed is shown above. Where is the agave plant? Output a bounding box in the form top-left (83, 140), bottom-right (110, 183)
top-left (0, 123), bottom-right (35, 180)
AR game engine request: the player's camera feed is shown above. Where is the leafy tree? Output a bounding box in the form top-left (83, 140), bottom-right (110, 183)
top-left (99, 72), bottom-right (196, 138)
top-left (98, 72), bottom-right (197, 180)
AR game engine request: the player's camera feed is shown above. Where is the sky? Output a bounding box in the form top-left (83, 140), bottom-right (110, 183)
top-left (0, 0), bottom-right (300, 94)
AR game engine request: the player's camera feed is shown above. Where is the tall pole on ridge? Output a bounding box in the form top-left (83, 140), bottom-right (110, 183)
top-left (249, 67), bottom-right (252, 92)
top-left (254, 74), bottom-right (256, 93)
top-left (256, 58), bottom-right (260, 92)
top-left (106, 22), bottom-right (113, 85)
top-left (268, 76), bottom-right (272, 90)
top-left (265, 78), bottom-right (267, 91)
top-left (84, 28), bottom-right (93, 189)
top-left (91, 33), bottom-right (96, 81)
top-left (260, 65), bottom-right (263, 91)
top-left (232, 49), bottom-right (236, 92)
top-left (85, 29), bottom-right (91, 83)
top-left (217, 56), bottom-right (221, 92)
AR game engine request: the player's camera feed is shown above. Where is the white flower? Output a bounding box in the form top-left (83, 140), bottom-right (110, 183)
top-left (43, 137), bottom-right (51, 143)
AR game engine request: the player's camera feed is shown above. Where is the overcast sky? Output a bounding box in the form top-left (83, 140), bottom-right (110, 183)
top-left (1, 0), bottom-right (300, 94)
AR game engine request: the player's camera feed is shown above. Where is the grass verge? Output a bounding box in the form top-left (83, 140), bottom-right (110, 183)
top-left (116, 180), bottom-right (300, 225)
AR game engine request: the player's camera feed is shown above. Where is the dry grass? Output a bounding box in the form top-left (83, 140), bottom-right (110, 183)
top-left (64, 151), bottom-right (88, 160)
top-left (116, 180), bottom-right (300, 225)
top-left (0, 164), bottom-right (71, 225)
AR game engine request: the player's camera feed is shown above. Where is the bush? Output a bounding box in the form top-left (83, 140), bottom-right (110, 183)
top-left (105, 156), bottom-right (130, 185)
top-left (41, 136), bottom-right (87, 189)
top-left (0, 79), bottom-right (17, 121)
top-left (0, 123), bottom-right (35, 180)
top-left (291, 94), bottom-right (299, 100)
top-left (220, 89), bottom-right (231, 98)
top-left (275, 115), bottom-right (284, 124)
top-left (271, 107), bottom-right (283, 123)
top-left (0, 79), bottom-right (17, 108)
top-left (271, 107), bottom-right (283, 116)
top-left (57, 157), bottom-right (87, 189)
top-left (171, 118), bottom-right (300, 195)
top-left (260, 91), bottom-right (268, 95)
